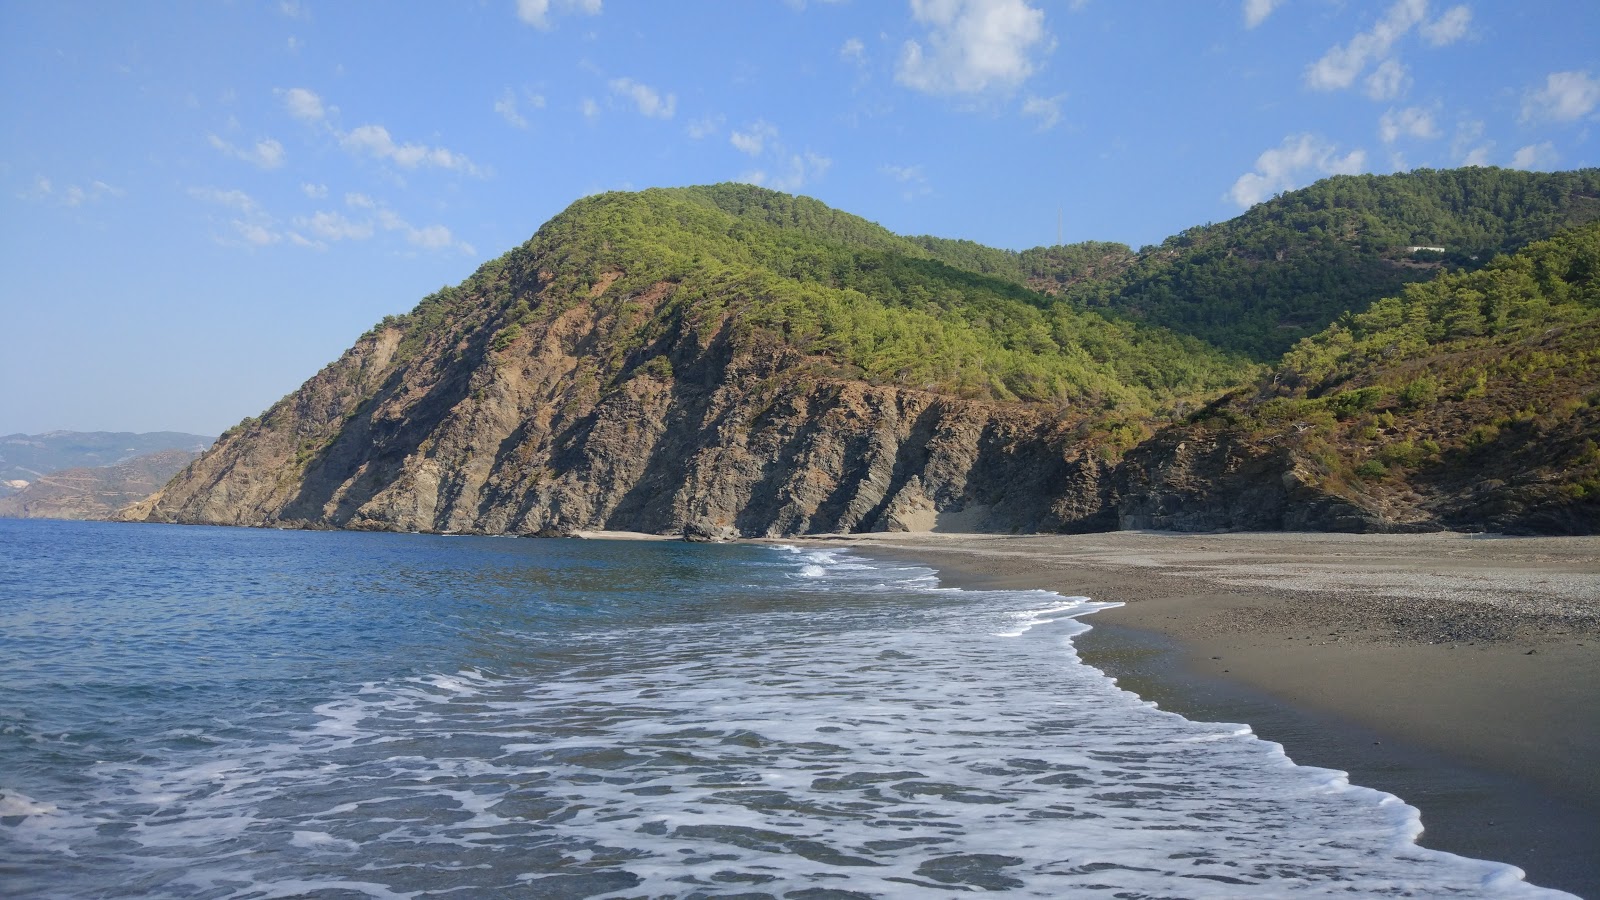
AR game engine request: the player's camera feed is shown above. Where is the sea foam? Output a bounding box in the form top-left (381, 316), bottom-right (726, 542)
top-left (0, 536), bottom-right (1573, 898)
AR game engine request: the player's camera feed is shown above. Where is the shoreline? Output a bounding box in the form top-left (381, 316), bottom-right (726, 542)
top-left (808, 531), bottom-right (1600, 898)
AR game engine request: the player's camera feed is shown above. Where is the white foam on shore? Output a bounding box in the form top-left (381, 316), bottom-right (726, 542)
top-left (1, 545), bottom-right (1573, 898)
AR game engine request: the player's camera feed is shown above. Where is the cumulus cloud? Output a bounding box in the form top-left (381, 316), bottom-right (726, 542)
top-left (686, 114), bottom-right (724, 140)
top-left (881, 163), bottom-right (931, 200)
top-left (339, 124), bottom-right (481, 174)
top-left (290, 201), bottom-right (474, 254)
top-left (896, 0), bottom-right (1051, 95)
top-left (208, 134), bottom-right (287, 169)
top-left (1421, 5), bottom-right (1471, 46)
top-left (1021, 93), bottom-right (1065, 131)
top-left (1363, 59), bottom-right (1410, 101)
top-left (730, 120), bottom-right (778, 156)
top-left (731, 121), bottom-right (830, 193)
top-left (1304, 0), bottom-right (1425, 92)
top-left (495, 89), bottom-right (528, 129)
top-left (515, 0), bottom-right (601, 29)
top-left (580, 97), bottom-right (600, 120)
top-left (301, 182), bottom-right (328, 199)
top-left (299, 210), bottom-right (374, 242)
top-left (608, 77), bottom-right (676, 118)
top-left (189, 186), bottom-right (286, 247)
top-left (743, 152), bottom-right (832, 193)
top-left (1521, 70), bottom-right (1600, 123)
top-left (1228, 134), bottom-right (1367, 208)
top-left (1450, 119), bottom-right (1492, 166)
top-left (1242, 0), bottom-right (1282, 29)
top-left (840, 37), bottom-right (866, 63)
top-left (282, 87), bottom-right (325, 122)
top-left (1511, 142), bottom-right (1559, 171)
top-left (1378, 106), bottom-right (1439, 143)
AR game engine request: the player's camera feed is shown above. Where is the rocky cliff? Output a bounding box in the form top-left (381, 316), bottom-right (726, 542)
top-left (130, 181), bottom-right (1600, 537)
top-left (131, 283), bottom-right (1119, 536)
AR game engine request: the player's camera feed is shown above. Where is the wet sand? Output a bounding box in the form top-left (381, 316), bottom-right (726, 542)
top-left (816, 531), bottom-right (1600, 898)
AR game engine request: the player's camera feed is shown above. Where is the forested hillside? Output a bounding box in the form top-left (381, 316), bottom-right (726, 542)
top-left (427, 184), bottom-right (1252, 411)
top-left (1119, 222), bottom-right (1600, 533)
top-left (1066, 167), bottom-right (1600, 360)
top-left (134, 171), bottom-right (1600, 536)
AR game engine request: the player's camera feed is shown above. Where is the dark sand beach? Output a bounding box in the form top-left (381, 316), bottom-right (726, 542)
top-left (821, 531), bottom-right (1600, 898)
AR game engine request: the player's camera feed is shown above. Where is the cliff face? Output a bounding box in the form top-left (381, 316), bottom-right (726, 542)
top-left (133, 274), bottom-right (1117, 537)
top-left (131, 183), bottom-right (1599, 538)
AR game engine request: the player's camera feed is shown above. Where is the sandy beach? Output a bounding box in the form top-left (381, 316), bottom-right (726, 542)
top-left (804, 531), bottom-right (1600, 897)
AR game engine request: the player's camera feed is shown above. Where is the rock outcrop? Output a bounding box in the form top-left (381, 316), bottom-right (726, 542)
top-left (128, 184), bottom-right (1600, 538)
top-left (131, 276), bottom-right (1116, 537)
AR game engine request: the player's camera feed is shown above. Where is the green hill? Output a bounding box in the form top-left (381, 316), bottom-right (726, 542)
top-left (1037, 167), bottom-right (1600, 361)
top-left (139, 173), bottom-right (1600, 537)
top-left (1121, 222), bottom-right (1600, 533)
top-left (386, 184), bottom-right (1252, 412)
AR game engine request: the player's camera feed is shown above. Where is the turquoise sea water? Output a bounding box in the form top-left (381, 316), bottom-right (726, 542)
top-left (0, 519), bottom-right (1572, 898)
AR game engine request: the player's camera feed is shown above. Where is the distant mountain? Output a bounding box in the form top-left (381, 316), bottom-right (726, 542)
top-left (0, 431), bottom-right (213, 495)
top-left (0, 449), bottom-right (202, 520)
top-left (128, 172), bottom-right (1600, 536)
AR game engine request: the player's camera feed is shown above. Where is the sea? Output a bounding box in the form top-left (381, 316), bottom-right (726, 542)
top-left (0, 519), bottom-right (1572, 899)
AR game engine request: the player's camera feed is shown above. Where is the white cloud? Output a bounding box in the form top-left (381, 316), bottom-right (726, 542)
top-left (286, 36), bottom-right (302, 54)
top-left (1449, 119), bottom-right (1492, 166)
top-left (27, 176), bottom-right (123, 206)
top-left (882, 163), bottom-right (924, 183)
top-left (278, 1), bottom-right (308, 19)
top-left (1521, 71), bottom-right (1600, 123)
top-left (1242, 0), bottom-right (1282, 29)
top-left (881, 163), bottom-right (931, 200)
top-left (1420, 5), bottom-right (1471, 46)
top-left (686, 114), bottom-right (723, 140)
top-left (289, 202), bottom-right (474, 254)
top-left (208, 134), bottom-right (287, 169)
top-left (1228, 134), bottom-right (1367, 208)
top-left (188, 186), bottom-right (259, 213)
top-left (1021, 92), bottom-right (1065, 131)
top-left (1378, 106), bottom-right (1438, 143)
top-left (282, 87), bottom-right (325, 122)
top-left (1363, 59), bottom-right (1409, 101)
top-left (730, 120), bottom-right (778, 156)
top-left (730, 121), bottom-right (830, 193)
top-left (896, 0), bottom-right (1051, 95)
top-left (495, 88), bottom-right (529, 129)
top-left (339, 124), bottom-right (481, 174)
top-left (234, 222), bottom-right (281, 246)
top-left (375, 207), bottom-right (474, 254)
top-left (516, 0), bottom-right (601, 29)
top-left (301, 182), bottom-right (327, 199)
top-left (189, 186), bottom-right (285, 247)
top-left (840, 37), bottom-right (866, 63)
top-left (192, 185), bottom-right (470, 254)
top-left (1511, 142), bottom-right (1559, 171)
top-left (580, 97), bottom-right (600, 120)
top-left (298, 210), bottom-right (374, 242)
top-left (608, 77), bottom-right (676, 118)
top-left (743, 153), bottom-right (832, 193)
top-left (1304, 0), bottom-right (1425, 92)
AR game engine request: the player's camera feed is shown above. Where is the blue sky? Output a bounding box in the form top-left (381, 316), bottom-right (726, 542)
top-left (2, 0), bottom-right (1596, 436)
